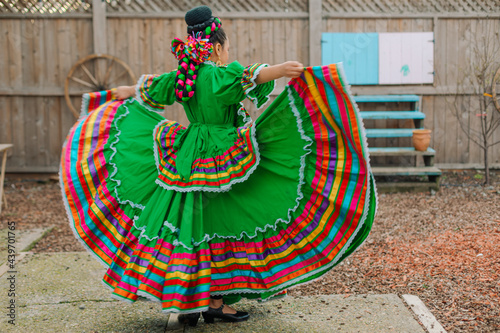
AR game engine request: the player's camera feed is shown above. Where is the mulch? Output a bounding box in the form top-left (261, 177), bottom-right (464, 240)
top-left (1, 170), bottom-right (499, 332)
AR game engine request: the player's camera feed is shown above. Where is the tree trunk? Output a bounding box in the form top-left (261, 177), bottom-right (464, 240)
top-left (484, 144), bottom-right (490, 185)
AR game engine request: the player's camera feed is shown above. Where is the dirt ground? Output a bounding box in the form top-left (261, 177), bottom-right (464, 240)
top-left (1, 170), bottom-right (499, 332)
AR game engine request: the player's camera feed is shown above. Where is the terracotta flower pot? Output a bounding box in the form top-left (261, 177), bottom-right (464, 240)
top-left (412, 129), bottom-right (432, 151)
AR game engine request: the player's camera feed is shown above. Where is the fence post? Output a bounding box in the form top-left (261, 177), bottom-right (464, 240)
top-left (309, 0), bottom-right (322, 66)
top-left (92, 0), bottom-right (107, 54)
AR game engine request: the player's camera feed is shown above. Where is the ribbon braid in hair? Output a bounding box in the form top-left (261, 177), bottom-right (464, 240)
top-left (171, 17), bottom-right (222, 102)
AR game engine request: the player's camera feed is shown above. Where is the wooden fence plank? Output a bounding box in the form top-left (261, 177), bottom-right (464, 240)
top-left (309, 0), bottom-right (322, 66)
top-left (273, 19), bottom-right (286, 90)
top-left (298, 18), bottom-right (309, 65)
top-left (46, 96), bottom-right (61, 166)
top-left (32, 20), bottom-right (46, 85)
top-left (422, 95), bottom-right (435, 150)
top-left (249, 16), bottom-right (261, 63)
top-left (44, 20), bottom-right (59, 86)
top-left (468, 95), bottom-right (483, 165)
top-left (444, 19), bottom-right (460, 162)
top-left (23, 97), bottom-right (38, 168)
top-left (0, 98), bottom-right (12, 149)
top-left (9, 98), bottom-right (25, 167)
top-left (21, 20), bottom-right (35, 88)
top-left (432, 96), bottom-right (447, 164)
top-left (92, 0), bottom-right (107, 54)
top-left (456, 19), bottom-right (472, 164)
top-left (38, 96), bottom-right (51, 167)
top-left (7, 20), bottom-right (23, 89)
top-left (0, 21), bottom-right (9, 88)
top-left (236, 19), bottom-right (249, 65)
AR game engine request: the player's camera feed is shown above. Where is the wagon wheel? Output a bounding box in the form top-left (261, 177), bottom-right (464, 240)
top-left (65, 54), bottom-right (136, 118)
top-left (492, 67), bottom-right (500, 114)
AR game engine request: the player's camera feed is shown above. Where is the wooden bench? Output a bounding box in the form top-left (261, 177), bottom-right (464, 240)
top-left (0, 144), bottom-right (13, 214)
top-left (355, 95), bottom-right (441, 191)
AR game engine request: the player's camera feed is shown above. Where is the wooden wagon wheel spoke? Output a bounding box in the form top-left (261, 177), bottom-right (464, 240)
top-left (69, 76), bottom-right (95, 88)
top-left (65, 54), bottom-right (136, 118)
top-left (112, 69), bottom-right (128, 82)
top-left (102, 58), bottom-right (115, 86)
top-left (80, 63), bottom-right (100, 87)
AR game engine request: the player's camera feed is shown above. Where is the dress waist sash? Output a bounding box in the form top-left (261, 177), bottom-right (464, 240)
top-left (173, 122), bottom-right (236, 180)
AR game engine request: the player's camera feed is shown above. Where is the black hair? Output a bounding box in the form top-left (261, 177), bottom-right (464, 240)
top-left (208, 27), bottom-right (227, 48)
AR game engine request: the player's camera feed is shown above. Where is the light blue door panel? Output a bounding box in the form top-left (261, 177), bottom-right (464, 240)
top-left (321, 33), bottom-right (379, 85)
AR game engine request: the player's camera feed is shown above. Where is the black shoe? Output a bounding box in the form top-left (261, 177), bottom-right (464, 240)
top-left (178, 312), bottom-right (200, 327)
top-left (202, 304), bottom-right (250, 323)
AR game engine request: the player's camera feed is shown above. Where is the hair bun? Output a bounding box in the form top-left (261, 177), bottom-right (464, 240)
top-left (185, 6), bottom-right (212, 26)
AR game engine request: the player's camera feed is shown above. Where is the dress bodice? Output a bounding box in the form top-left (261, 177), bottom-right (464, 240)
top-left (134, 61), bottom-right (275, 191)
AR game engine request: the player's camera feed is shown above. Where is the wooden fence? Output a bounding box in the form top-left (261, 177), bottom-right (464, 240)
top-left (1, 0), bottom-right (500, 172)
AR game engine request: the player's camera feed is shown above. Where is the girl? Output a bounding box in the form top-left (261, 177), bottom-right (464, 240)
top-left (60, 5), bottom-right (376, 327)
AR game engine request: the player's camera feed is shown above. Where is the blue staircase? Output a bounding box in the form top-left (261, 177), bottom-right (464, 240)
top-left (356, 94), bottom-right (441, 191)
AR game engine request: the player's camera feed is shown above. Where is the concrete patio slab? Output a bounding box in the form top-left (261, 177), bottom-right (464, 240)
top-left (0, 252), bottom-right (435, 333)
top-left (0, 227), bottom-right (53, 266)
top-left (182, 294), bottom-right (426, 333)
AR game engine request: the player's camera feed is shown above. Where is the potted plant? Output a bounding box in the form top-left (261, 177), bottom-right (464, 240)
top-left (412, 129), bottom-right (432, 151)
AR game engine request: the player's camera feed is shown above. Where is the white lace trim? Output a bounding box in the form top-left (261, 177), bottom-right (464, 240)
top-left (203, 60), bottom-right (227, 68)
top-left (107, 101), bottom-right (146, 211)
top-left (243, 63), bottom-right (276, 110)
top-left (133, 74), bottom-right (166, 113)
top-left (152, 118), bottom-right (170, 178)
top-left (154, 124), bottom-right (262, 194)
top-left (80, 93), bottom-right (91, 117)
top-left (131, 216), bottom-right (160, 241)
top-left (237, 102), bottom-right (252, 125)
top-left (163, 220), bottom-right (180, 234)
top-left (131, 214), bottom-right (180, 242)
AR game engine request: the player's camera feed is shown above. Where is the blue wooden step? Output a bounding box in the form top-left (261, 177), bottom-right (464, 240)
top-left (354, 95), bottom-right (420, 103)
top-left (365, 128), bottom-right (418, 138)
top-left (369, 147), bottom-right (435, 156)
top-left (372, 166), bottom-right (442, 176)
top-left (360, 111), bottom-right (425, 120)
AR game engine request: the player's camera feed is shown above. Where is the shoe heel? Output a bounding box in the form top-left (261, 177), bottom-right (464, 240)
top-left (202, 313), bottom-right (215, 324)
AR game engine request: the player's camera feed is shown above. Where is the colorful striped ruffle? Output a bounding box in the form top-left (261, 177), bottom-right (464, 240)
top-left (80, 89), bottom-right (117, 117)
top-left (241, 63), bottom-right (275, 109)
top-left (135, 74), bottom-right (167, 112)
top-left (152, 120), bottom-right (260, 192)
top-left (60, 63), bottom-right (376, 314)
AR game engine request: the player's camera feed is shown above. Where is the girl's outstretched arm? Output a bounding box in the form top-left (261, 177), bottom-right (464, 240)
top-left (255, 61), bottom-right (304, 84)
top-left (115, 85), bottom-right (135, 100)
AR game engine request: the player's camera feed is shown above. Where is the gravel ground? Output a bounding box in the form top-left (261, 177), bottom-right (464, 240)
top-left (1, 170), bottom-right (499, 332)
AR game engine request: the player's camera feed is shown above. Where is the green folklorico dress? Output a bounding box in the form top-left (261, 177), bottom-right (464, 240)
top-left (60, 60), bottom-right (377, 314)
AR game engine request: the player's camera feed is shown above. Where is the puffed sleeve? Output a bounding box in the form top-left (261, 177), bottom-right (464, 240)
top-left (212, 61), bottom-right (275, 109)
top-left (135, 70), bottom-right (177, 112)
top-left (241, 63), bottom-right (275, 109)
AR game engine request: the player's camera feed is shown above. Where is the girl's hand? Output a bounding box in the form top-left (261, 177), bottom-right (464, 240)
top-left (115, 85), bottom-right (135, 100)
top-left (280, 61), bottom-right (304, 78)
top-left (255, 61), bottom-right (304, 84)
